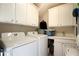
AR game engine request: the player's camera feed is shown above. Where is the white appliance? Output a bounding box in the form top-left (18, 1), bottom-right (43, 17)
top-left (27, 31), bottom-right (48, 56)
top-left (1, 32), bottom-right (38, 56)
top-left (12, 39), bottom-right (38, 56)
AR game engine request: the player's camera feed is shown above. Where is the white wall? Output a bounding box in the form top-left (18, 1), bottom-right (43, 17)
top-left (42, 12), bottom-right (48, 23)
top-left (39, 11), bottom-right (48, 29)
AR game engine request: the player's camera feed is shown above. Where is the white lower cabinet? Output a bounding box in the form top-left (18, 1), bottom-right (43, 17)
top-left (12, 41), bottom-right (38, 56)
top-left (54, 41), bottom-right (63, 56)
top-left (54, 39), bottom-right (75, 56)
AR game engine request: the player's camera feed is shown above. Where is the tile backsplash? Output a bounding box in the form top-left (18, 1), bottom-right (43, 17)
top-left (50, 26), bottom-right (75, 37)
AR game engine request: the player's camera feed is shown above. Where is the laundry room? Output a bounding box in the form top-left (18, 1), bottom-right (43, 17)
top-left (0, 3), bottom-right (79, 56)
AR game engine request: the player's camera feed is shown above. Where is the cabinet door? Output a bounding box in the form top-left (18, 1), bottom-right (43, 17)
top-left (48, 4), bottom-right (76, 27)
top-left (26, 4), bottom-right (38, 27)
top-left (54, 41), bottom-right (63, 56)
top-left (48, 7), bottom-right (58, 27)
top-left (61, 4), bottom-right (75, 26)
top-left (12, 41), bottom-right (38, 56)
top-left (57, 5), bottom-right (63, 26)
top-left (54, 39), bottom-right (76, 56)
top-left (31, 4), bottom-right (38, 27)
top-left (15, 3), bottom-right (27, 25)
top-left (0, 3), bottom-right (15, 23)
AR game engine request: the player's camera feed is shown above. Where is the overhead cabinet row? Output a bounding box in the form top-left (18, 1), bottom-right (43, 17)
top-left (0, 3), bottom-right (39, 27)
top-left (48, 4), bottom-right (76, 27)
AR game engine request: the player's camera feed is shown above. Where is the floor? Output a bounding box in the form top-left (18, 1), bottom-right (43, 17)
top-left (48, 48), bottom-right (54, 56)
top-left (48, 39), bottom-right (54, 56)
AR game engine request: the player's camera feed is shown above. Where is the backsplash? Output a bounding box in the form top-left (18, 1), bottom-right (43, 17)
top-left (50, 26), bottom-right (75, 37)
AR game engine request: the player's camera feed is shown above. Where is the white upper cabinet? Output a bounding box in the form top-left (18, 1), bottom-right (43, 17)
top-left (61, 4), bottom-right (76, 26)
top-left (26, 4), bottom-right (39, 27)
top-left (15, 3), bottom-right (27, 25)
top-left (15, 3), bottom-right (39, 26)
top-left (48, 6), bottom-right (59, 27)
top-left (0, 3), bottom-right (15, 23)
top-left (48, 4), bottom-right (76, 27)
top-left (0, 3), bottom-right (39, 27)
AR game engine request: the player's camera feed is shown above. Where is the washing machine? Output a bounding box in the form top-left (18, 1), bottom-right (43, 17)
top-left (1, 32), bottom-right (38, 56)
top-left (27, 31), bottom-right (48, 56)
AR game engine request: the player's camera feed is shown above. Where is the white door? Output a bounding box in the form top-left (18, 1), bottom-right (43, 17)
top-left (32, 4), bottom-right (39, 27)
top-left (26, 4), bottom-right (38, 27)
top-left (15, 3), bottom-right (27, 25)
top-left (54, 41), bottom-right (63, 56)
top-left (0, 3), bottom-right (15, 23)
top-left (54, 39), bottom-right (76, 56)
top-left (48, 6), bottom-right (59, 27)
top-left (48, 4), bottom-right (76, 27)
top-left (57, 5), bottom-right (63, 26)
top-left (61, 4), bottom-right (76, 26)
top-left (12, 41), bottom-right (38, 56)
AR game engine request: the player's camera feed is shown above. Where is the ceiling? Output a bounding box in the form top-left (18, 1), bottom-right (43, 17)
top-left (34, 3), bottom-right (64, 18)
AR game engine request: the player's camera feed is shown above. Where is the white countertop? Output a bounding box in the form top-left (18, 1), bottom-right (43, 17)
top-left (48, 36), bottom-right (76, 40)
